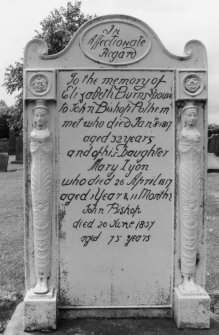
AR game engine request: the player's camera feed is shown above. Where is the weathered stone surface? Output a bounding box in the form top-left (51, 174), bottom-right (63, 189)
top-left (174, 286), bottom-right (210, 328)
top-left (24, 289), bottom-right (57, 331)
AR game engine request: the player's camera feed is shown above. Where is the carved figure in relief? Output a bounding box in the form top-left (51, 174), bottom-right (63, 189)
top-left (30, 100), bottom-right (53, 294)
top-left (179, 101), bottom-right (201, 292)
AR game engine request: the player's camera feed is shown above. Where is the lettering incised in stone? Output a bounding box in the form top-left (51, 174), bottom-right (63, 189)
top-left (30, 100), bottom-right (53, 294)
top-left (80, 21), bottom-right (151, 65)
top-left (178, 101), bottom-right (201, 292)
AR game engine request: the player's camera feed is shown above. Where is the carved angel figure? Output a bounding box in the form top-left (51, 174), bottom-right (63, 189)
top-left (30, 100), bottom-right (53, 294)
top-left (179, 101), bottom-right (201, 292)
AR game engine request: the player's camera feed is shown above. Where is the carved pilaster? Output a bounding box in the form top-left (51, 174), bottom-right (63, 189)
top-left (24, 72), bottom-right (57, 331)
top-left (30, 100), bottom-right (53, 295)
top-left (174, 75), bottom-right (210, 329)
top-left (178, 101), bottom-right (201, 292)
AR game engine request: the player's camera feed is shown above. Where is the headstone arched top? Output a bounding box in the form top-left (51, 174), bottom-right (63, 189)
top-left (24, 15), bottom-right (207, 69)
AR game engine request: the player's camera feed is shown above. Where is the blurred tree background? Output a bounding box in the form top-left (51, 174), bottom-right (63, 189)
top-left (3, 1), bottom-right (95, 134)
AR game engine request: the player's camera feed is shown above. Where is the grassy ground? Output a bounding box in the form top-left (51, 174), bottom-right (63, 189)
top-left (0, 157), bottom-right (24, 329)
top-left (0, 158), bottom-right (219, 329)
top-left (206, 172), bottom-right (219, 311)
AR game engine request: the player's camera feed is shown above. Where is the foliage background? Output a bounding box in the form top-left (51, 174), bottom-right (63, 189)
top-left (3, 1), bottom-right (95, 134)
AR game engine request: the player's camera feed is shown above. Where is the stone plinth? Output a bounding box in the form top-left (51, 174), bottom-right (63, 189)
top-left (174, 286), bottom-right (210, 329)
top-left (24, 288), bottom-right (57, 331)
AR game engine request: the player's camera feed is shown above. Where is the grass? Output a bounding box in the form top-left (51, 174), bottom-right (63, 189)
top-left (0, 158), bottom-right (24, 325)
top-left (206, 172), bottom-right (219, 297)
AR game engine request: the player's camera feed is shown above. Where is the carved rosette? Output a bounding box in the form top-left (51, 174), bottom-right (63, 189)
top-left (30, 100), bottom-right (53, 292)
top-left (178, 102), bottom-right (201, 279)
top-left (29, 73), bottom-right (50, 96)
top-left (182, 73), bottom-right (204, 97)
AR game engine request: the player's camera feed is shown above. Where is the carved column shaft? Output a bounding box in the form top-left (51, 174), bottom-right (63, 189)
top-left (178, 101), bottom-right (201, 281)
top-left (30, 100), bottom-right (53, 293)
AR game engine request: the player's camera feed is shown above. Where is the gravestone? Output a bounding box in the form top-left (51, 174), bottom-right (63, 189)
top-left (0, 139), bottom-right (9, 153)
top-left (8, 127), bottom-right (16, 155)
top-left (23, 15), bottom-right (210, 330)
top-left (0, 153), bottom-right (8, 172)
top-left (15, 134), bottom-right (23, 162)
top-left (0, 115), bottom-right (9, 139)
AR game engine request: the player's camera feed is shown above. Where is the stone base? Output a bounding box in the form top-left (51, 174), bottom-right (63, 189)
top-left (24, 288), bottom-right (57, 331)
top-left (174, 285), bottom-right (210, 329)
top-left (60, 307), bottom-right (172, 319)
